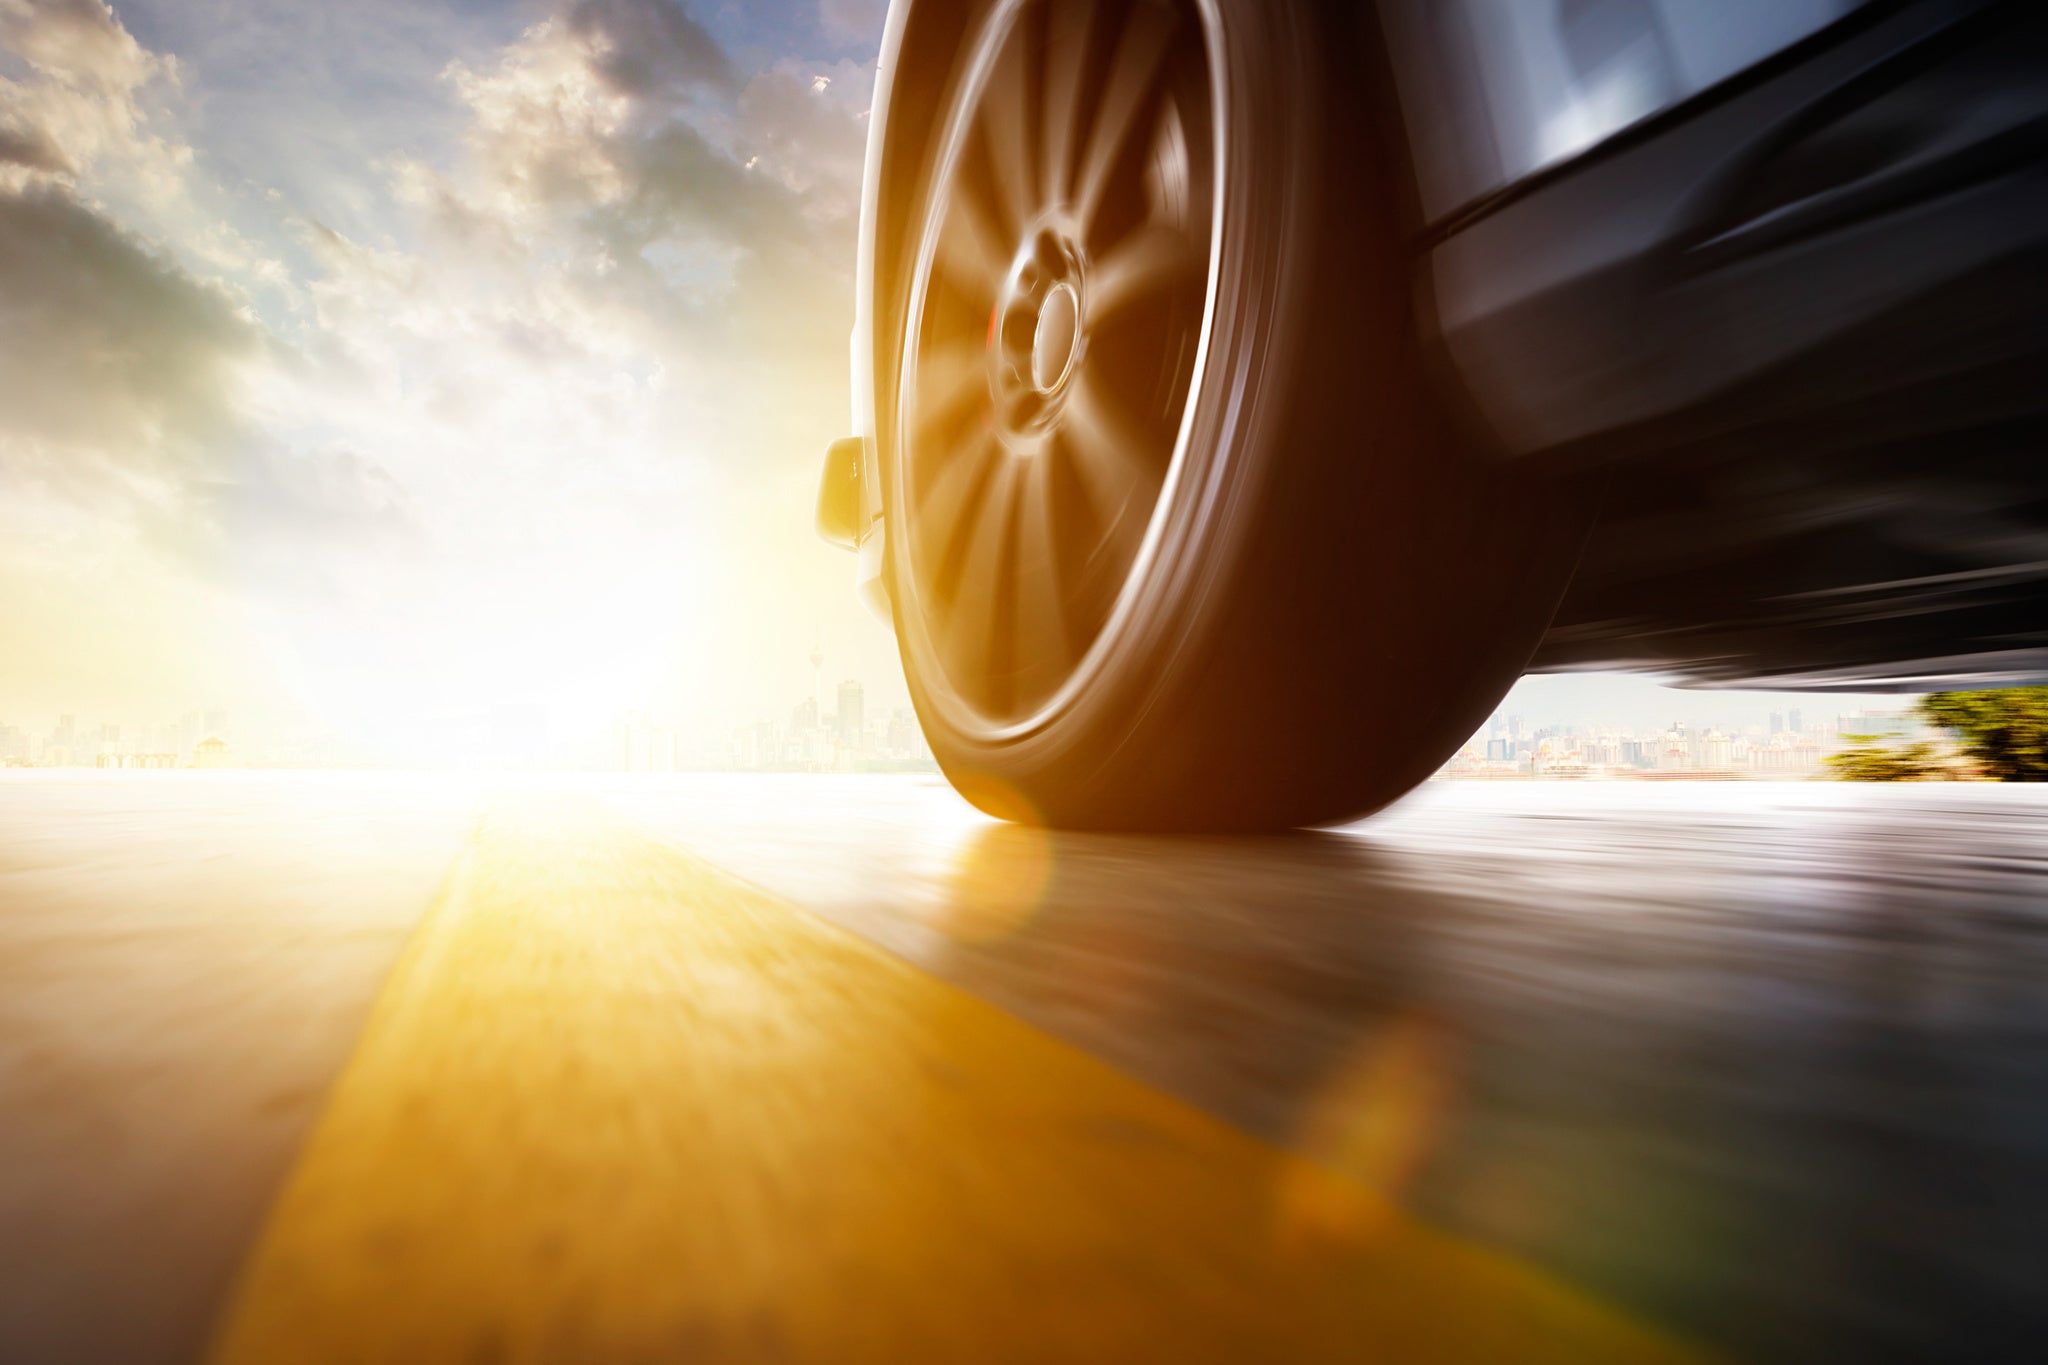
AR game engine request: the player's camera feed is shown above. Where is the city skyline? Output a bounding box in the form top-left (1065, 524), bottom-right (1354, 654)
top-left (4, 675), bottom-right (1927, 778)
top-left (0, 642), bottom-right (1926, 761)
top-left (1441, 703), bottom-right (1933, 780)
top-left (0, 667), bottom-right (938, 773)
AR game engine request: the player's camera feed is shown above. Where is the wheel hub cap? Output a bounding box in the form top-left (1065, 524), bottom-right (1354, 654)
top-left (1032, 284), bottom-right (1080, 392)
top-left (896, 0), bottom-right (1220, 729)
top-left (994, 228), bottom-right (1087, 440)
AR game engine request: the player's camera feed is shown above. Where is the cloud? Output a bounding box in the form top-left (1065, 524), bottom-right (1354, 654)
top-left (564, 0), bottom-right (736, 99)
top-left (818, 0), bottom-right (887, 47)
top-left (436, 3), bottom-right (867, 227)
top-left (0, 2), bottom-right (243, 624)
top-left (733, 57), bottom-right (870, 210)
top-left (0, 184), bottom-right (254, 474)
top-left (0, 0), bottom-right (157, 94)
top-left (192, 443), bottom-right (426, 598)
top-left (0, 3), bottom-right (382, 607)
top-left (407, 0), bottom-right (871, 392)
top-left (2, 0), bottom-right (909, 730)
top-left (0, 0), bottom-right (188, 201)
top-left (0, 112), bottom-right (69, 171)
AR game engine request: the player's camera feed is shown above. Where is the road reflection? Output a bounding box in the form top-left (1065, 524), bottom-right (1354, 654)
top-left (923, 826), bottom-right (1446, 1147)
top-left (593, 776), bottom-right (2048, 1362)
top-left (878, 797), bottom-right (2048, 1365)
top-left (9, 773), bottom-right (2041, 1361)
top-left (214, 793), bottom-right (1704, 1365)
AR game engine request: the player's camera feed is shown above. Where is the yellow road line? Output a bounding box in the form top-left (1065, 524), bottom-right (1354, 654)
top-left (210, 798), bottom-right (1711, 1363)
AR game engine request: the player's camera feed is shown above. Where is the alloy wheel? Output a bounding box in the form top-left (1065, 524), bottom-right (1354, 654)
top-left (895, 0), bottom-right (1221, 733)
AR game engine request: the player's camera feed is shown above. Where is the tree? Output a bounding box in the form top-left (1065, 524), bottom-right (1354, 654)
top-left (1825, 734), bottom-right (1944, 782)
top-left (1917, 688), bottom-right (2048, 781)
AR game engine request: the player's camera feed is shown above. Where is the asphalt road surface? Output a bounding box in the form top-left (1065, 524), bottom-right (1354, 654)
top-left (2, 771), bottom-right (2044, 1364)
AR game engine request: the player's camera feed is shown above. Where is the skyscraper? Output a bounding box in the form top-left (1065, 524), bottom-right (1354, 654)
top-left (837, 680), bottom-right (864, 748)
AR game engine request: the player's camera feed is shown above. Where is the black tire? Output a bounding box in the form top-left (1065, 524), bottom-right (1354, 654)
top-left (880, 0), bottom-right (1581, 831)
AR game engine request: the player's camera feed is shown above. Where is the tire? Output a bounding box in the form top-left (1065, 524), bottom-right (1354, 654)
top-left (879, 0), bottom-right (1581, 831)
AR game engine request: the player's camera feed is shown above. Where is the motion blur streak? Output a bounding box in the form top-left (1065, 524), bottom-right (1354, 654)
top-left (0, 772), bottom-right (484, 1365)
top-left (208, 795), bottom-right (1699, 1364)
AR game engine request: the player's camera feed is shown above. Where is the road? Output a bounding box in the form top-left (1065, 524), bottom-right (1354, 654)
top-left (2, 771), bottom-right (2044, 1363)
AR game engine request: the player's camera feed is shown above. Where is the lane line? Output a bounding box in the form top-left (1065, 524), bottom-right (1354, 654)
top-left (209, 797), bottom-right (1711, 1363)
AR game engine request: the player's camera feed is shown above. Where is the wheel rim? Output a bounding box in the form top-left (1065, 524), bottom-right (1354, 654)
top-left (896, 0), bottom-right (1222, 735)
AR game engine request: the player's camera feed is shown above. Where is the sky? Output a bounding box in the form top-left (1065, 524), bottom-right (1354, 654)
top-left (0, 0), bottom-right (904, 759)
top-left (0, 0), bottom-right (1902, 761)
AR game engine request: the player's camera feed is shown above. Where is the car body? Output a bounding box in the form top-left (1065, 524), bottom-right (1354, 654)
top-left (821, 0), bottom-right (2047, 825)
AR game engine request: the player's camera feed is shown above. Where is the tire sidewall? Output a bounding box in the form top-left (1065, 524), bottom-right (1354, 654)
top-left (887, 0), bottom-right (1335, 825)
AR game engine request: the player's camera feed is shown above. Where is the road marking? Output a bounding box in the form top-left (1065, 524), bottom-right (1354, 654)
top-left (210, 798), bottom-right (1711, 1363)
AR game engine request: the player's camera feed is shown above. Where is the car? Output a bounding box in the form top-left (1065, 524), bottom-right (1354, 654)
top-left (815, 0), bottom-right (2048, 830)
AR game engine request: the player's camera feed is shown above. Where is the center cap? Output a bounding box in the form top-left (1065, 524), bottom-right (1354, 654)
top-left (989, 225), bottom-right (1088, 443)
top-left (1031, 283), bottom-right (1080, 392)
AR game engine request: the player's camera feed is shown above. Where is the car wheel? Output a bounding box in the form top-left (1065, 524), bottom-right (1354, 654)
top-left (881, 0), bottom-right (1581, 830)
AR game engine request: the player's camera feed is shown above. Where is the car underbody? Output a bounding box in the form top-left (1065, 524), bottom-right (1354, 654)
top-left (1411, 0), bottom-right (2048, 690)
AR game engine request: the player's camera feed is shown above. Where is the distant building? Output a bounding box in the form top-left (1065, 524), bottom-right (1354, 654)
top-left (836, 681), bottom-right (864, 748)
top-left (194, 737), bottom-right (229, 768)
top-left (621, 714), bottom-right (676, 772)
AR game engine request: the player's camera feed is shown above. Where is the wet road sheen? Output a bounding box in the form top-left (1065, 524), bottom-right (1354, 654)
top-left (595, 776), bottom-right (2048, 1364)
top-left (2, 772), bottom-right (2044, 1363)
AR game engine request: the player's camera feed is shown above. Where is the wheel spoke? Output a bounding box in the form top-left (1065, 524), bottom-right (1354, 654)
top-left (1062, 369), bottom-right (1165, 537)
top-left (1087, 222), bottom-right (1199, 322)
top-left (911, 337), bottom-right (988, 443)
top-left (1074, 2), bottom-right (1176, 232)
top-left (936, 187), bottom-right (1010, 306)
top-left (1010, 450), bottom-right (1076, 678)
top-left (940, 456), bottom-right (1021, 685)
top-left (916, 430), bottom-right (998, 569)
top-left (978, 30), bottom-right (1037, 238)
top-left (907, 0), bottom-right (1210, 724)
top-left (1040, 0), bottom-right (1095, 207)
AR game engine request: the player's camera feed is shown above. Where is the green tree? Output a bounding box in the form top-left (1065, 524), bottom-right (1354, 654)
top-left (1917, 688), bottom-right (2048, 781)
top-left (1825, 734), bottom-right (1944, 782)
